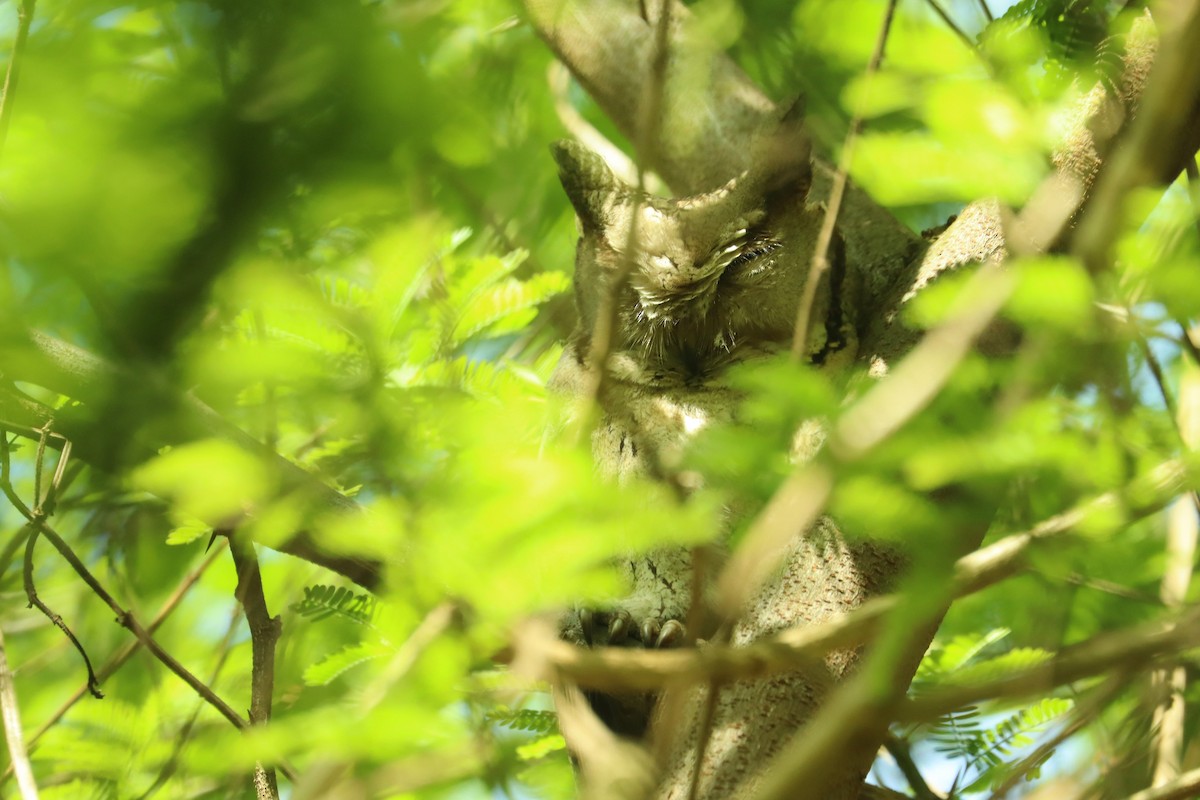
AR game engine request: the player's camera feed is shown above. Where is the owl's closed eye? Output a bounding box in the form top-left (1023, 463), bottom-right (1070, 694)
top-left (552, 139), bottom-right (847, 379)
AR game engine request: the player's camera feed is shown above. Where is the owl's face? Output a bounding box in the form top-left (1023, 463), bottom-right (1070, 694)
top-left (554, 140), bottom-right (825, 380)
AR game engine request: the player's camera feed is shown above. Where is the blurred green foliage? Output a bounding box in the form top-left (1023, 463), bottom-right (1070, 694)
top-left (0, 0), bottom-right (1196, 798)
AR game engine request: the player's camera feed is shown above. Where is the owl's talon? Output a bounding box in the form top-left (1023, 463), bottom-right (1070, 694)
top-left (640, 619), bottom-right (660, 645)
top-left (578, 608), bottom-right (596, 646)
top-left (608, 610), bottom-right (633, 644)
top-left (656, 620), bottom-right (686, 648)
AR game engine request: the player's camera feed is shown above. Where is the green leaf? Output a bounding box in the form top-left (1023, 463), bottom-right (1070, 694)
top-left (303, 640), bottom-right (393, 686)
top-left (1005, 256), bottom-right (1096, 333)
top-left (131, 439), bottom-right (275, 526)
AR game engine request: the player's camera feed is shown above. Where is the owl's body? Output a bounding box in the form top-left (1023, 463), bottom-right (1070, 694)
top-left (550, 138), bottom-right (858, 736)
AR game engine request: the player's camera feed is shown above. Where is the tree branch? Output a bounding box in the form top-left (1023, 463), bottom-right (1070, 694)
top-left (135, 607), bottom-right (242, 800)
top-left (989, 672), bottom-right (1128, 799)
top-left (0, 542), bottom-right (225, 790)
top-left (1127, 766), bottom-right (1200, 800)
top-left (1150, 370), bottom-right (1200, 788)
top-left (1075, 5), bottom-right (1200, 275)
top-left (0, 0), bottom-right (36, 158)
top-left (883, 734), bottom-right (944, 800)
top-left (897, 608), bottom-right (1200, 724)
top-left (520, 456), bottom-right (1195, 692)
top-left (0, 331), bottom-right (381, 589)
top-left (16, 510), bottom-right (248, 730)
top-left (229, 531), bottom-right (283, 799)
top-left (0, 628), bottom-right (38, 800)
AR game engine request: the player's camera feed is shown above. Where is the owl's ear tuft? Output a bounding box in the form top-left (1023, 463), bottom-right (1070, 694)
top-left (749, 104), bottom-right (812, 199)
top-left (551, 140), bottom-right (621, 230)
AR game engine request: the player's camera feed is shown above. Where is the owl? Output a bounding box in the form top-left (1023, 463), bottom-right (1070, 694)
top-left (550, 134), bottom-right (858, 737)
top-left (552, 138), bottom-right (854, 384)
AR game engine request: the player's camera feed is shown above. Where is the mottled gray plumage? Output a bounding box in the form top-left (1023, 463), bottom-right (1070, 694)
top-left (550, 134), bottom-right (859, 737)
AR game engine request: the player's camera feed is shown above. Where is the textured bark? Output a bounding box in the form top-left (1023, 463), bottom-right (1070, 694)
top-left (522, 2), bottom-right (1187, 799)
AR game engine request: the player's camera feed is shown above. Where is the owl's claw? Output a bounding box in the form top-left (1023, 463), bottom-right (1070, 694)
top-left (572, 607), bottom-right (685, 649)
top-left (608, 610), bottom-right (633, 644)
top-left (578, 608), bottom-right (596, 646)
top-left (656, 619), bottom-right (686, 648)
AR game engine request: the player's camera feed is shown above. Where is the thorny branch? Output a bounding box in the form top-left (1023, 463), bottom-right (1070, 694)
top-left (21, 523), bottom-right (103, 698)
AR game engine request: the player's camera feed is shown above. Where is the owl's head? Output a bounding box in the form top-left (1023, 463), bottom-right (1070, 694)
top-left (553, 135), bottom-right (828, 378)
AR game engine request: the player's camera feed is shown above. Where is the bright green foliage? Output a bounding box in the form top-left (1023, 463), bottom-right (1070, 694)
top-left (489, 707), bottom-right (560, 736)
top-left (291, 584), bottom-right (379, 625)
top-left (924, 697), bottom-right (1075, 792)
top-left (911, 629), bottom-right (1074, 793)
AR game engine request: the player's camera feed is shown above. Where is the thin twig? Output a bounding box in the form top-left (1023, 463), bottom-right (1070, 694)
top-left (0, 541), bottom-right (226, 790)
top-left (359, 602), bottom-right (457, 713)
top-left (551, 682), bottom-right (657, 799)
top-left (1181, 163), bottom-right (1200, 364)
top-left (791, 0), bottom-right (898, 360)
top-left (31, 425), bottom-right (46, 516)
top-left (975, 0), bottom-right (994, 23)
top-left (898, 609), bottom-right (1200, 724)
top-left (1179, 325), bottom-right (1200, 368)
top-left (578, 0), bottom-right (671, 415)
top-left (1184, 158), bottom-right (1200, 243)
top-left (548, 61), bottom-right (640, 187)
top-left (0, 433), bottom-right (31, 519)
top-left (4, 331), bottom-right (377, 588)
top-left (1150, 371), bottom-right (1200, 788)
top-left (229, 530), bottom-right (282, 799)
top-left (0, 0), bottom-right (36, 158)
top-left (136, 607), bottom-right (242, 800)
top-left (988, 672), bottom-right (1128, 799)
top-left (686, 672), bottom-right (724, 800)
top-left (22, 524), bottom-right (103, 697)
top-left (292, 602), bottom-right (458, 799)
top-left (1128, 765), bottom-right (1200, 800)
top-left (884, 734), bottom-right (944, 800)
top-left (1139, 335), bottom-right (1177, 418)
top-left (22, 514), bottom-right (247, 729)
top-left (0, 459), bottom-right (81, 585)
top-left (0, 628), bottom-right (38, 800)
top-left (924, 0), bottom-right (976, 50)
top-left (1, 433), bottom-right (104, 696)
